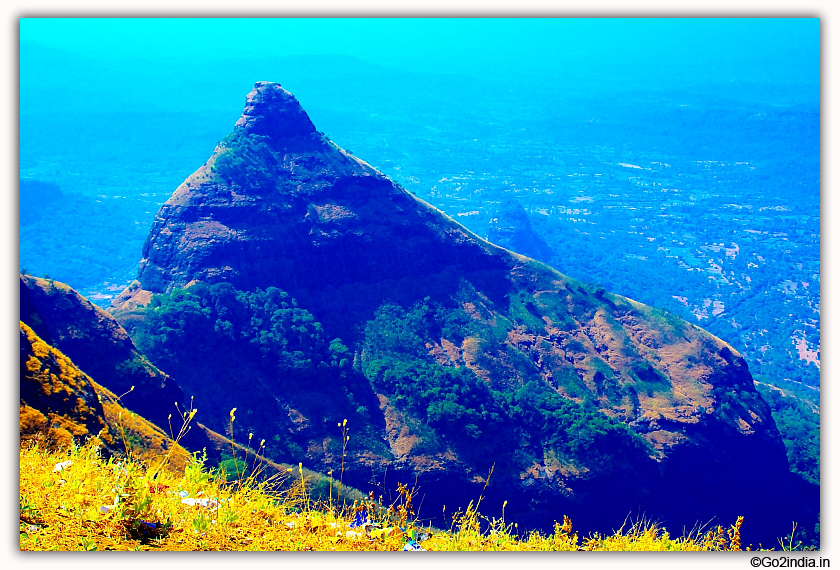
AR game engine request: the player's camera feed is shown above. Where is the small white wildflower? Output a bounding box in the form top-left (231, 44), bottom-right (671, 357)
top-left (53, 460), bottom-right (73, 472)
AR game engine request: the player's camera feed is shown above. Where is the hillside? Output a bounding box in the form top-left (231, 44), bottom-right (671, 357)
top-left (20, 274), bottom-right (216, 459)
top-left (19, 321), bottom-right (191, 472)
top-left (19, 45), bottom-right (819, 436)
top-left (109, 82), bottom-right (817, 545)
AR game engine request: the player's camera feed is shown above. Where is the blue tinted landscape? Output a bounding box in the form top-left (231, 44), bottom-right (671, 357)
top-left (19, 18), bottom-right (820, 551)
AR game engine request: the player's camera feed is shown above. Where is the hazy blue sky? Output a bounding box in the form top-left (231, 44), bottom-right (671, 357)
top-left (20, 18), bottom-right (819, 89)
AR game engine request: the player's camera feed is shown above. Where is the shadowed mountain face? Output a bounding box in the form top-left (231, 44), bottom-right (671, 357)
top-left (112, 82), bottom-right (817, 544)
top-left (21, 275), bottom-right (183, 428)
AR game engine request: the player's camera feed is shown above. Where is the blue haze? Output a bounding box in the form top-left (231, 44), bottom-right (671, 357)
top-left (19, 17), bottom-right (820, 282)
top-left (18, 18), bottom-right (820, 393)
top-left (21, 18), bottom-right (819, 119)
top-left (20, 18), bottom-right (819, 92)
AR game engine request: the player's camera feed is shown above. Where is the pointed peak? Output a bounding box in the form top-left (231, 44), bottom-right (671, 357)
top-left (234, 81), bottom-right (317, 139)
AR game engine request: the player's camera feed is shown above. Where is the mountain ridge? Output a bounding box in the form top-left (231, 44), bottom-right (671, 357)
top-left (107, 81), bottom-right (816, 544)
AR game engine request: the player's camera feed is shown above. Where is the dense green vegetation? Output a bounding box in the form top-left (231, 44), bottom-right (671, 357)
top-left (131, 282), bottom-right (369, 463)
top-left (755, 382), bottom-right (820, 485)
top-left (135, 282), bottom-right (336, 376)
top-left (131, 285), bottom-right (652, 478)
top-left (499, 380), bottom-right (652, 465)
top-left (360, 299), bottom-right (652, 471)
top-left (212, 132), bottom-right (281, 192)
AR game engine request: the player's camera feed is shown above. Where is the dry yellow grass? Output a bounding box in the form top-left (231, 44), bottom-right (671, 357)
top-left (20, 320), bottom-right (191, 474)
top-left (20, 439), bottom-right (756, 551)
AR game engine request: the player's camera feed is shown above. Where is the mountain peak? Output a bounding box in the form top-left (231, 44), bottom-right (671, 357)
top-left (234, 81), bottom-right (316, 139)
top-left (112, 81), bottom-right (817, 544)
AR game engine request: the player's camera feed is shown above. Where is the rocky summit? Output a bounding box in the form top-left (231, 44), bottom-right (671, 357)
top-left (111, 82), bottom-right (817, 545)
top-left (132, 81), bottom-right (510, 323)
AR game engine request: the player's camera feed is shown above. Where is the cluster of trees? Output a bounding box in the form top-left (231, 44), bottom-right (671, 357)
top-left (366, 357), bottom-right (504, 441)
top-left (755, 383), bottom-right (820, 485)
top-left (131, 283), bottom-right (370, 463)
top-left (499, 379), bottom-right (651, 468)
top-left (211, 132), bottom-right (282, 192)
top-left (134, 282), bottom-right (342, 377)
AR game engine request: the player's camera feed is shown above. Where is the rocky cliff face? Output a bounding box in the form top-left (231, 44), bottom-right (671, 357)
top-left (112, 82), bottom-right (817, 544)
top-left (129, 83), bottom-right (510, 337)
